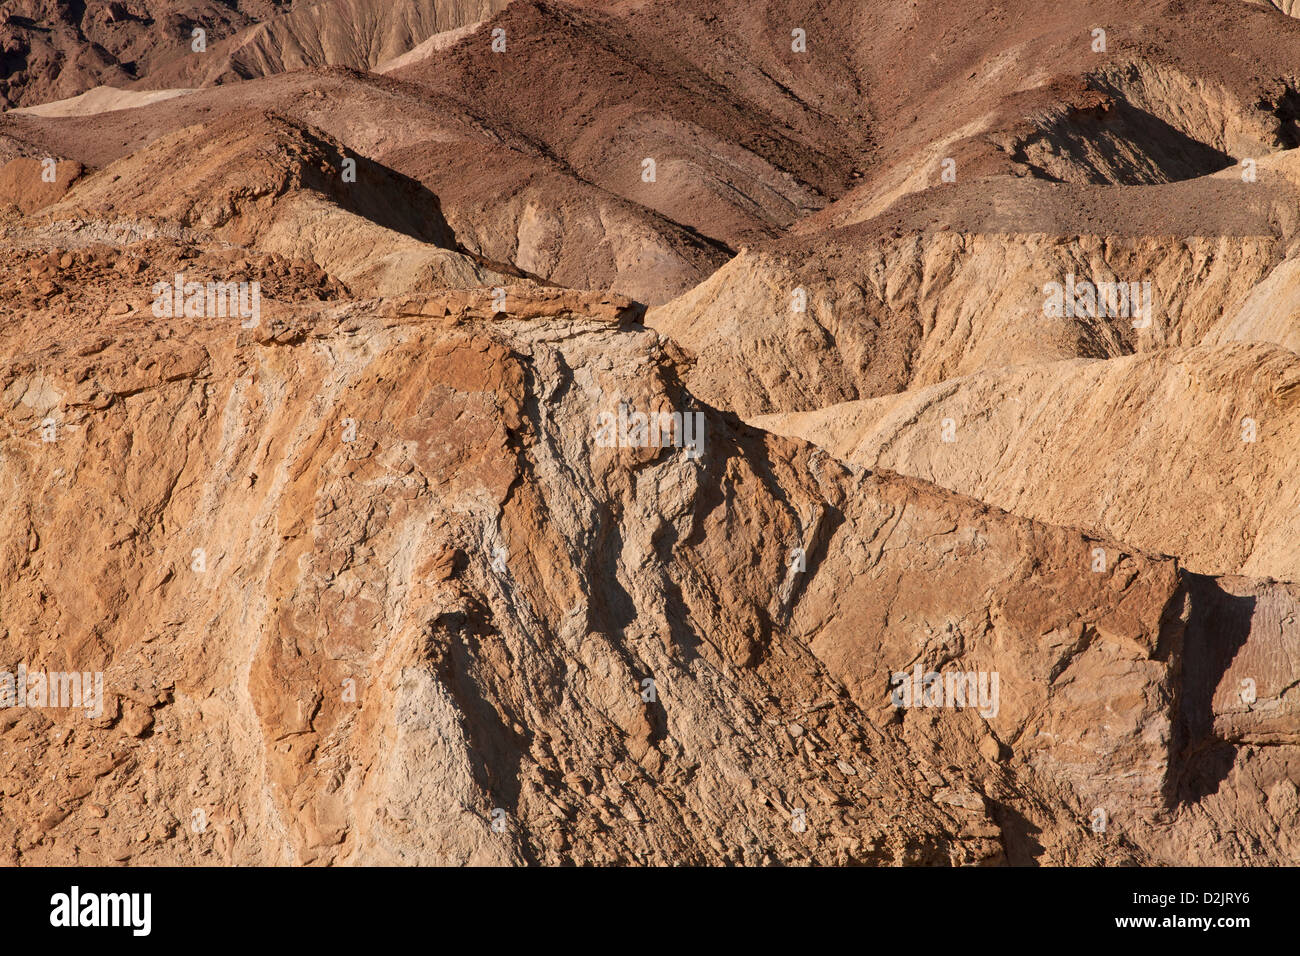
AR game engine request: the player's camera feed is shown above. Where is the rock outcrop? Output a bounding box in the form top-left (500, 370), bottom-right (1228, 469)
top-left (3, 0), bottom-right (1300, 869)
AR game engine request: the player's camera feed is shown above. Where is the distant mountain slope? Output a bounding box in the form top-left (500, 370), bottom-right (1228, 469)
top-left (0, 0), bottom-right (293, 109)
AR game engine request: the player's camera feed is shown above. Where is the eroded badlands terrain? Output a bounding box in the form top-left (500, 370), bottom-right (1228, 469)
top-left (0, 0), bottom-right (1298, 865)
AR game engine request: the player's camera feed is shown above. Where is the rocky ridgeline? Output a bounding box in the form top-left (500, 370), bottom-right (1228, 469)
top-left (2, 0), bottom-right (1300, 866)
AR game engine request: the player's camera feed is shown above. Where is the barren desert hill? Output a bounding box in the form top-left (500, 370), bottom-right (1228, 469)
top-left (1, 244), bottom-right (1296, 864)
top-left (139, 0), bottom-right (513, 89)
top-left (0, 0), bottom-right (294, 110)
top-left (0, 0), bottom-right (508, 109)
top-left (645, 158), bottom-right (1300, 416)
top-left (13, 0), bottom-right (1300, 307)
top-left (0, 62), bottom-right (737, 302)
top-left (1, 0), bottom-right (1300, 868)
top-left (752, 343), bottom-right (1300, 579)
top-left (39, 109), bottom-right (522, 295)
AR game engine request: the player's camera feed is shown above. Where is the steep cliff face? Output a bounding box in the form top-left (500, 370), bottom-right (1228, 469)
top-left (0, 244), bottom-right (1294, 864)
top-left (0, 277), bottom-right (1008, 865)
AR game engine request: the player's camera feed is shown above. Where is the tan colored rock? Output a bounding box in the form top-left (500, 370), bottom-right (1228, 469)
top-left (0, 271), bottom-right (1290, 865)
top-left (4, 0), bottom-right (1300, 872)
top-left (754, 345), bottom-right (1300, 580)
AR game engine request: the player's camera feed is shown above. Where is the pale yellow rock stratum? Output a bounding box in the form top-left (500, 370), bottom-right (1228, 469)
top-left (9, 86), bottom-right (196, 118)
top-left (754, 343), bottom-right (1300, 580)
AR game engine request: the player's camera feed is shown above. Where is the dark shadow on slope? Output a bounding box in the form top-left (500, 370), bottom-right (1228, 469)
top-left (293, 125), bottom-right (459, 248)
top-left (1027, 95), bottom-right (1237, 185)
top-left (1259, 86), bottom-right (1300, 149)
top-left (986, 801), bottom-right (1046, 865)
top-left (1169, 574), bottom-right (1256, 805)
top-left (425, 598), bottom-right (536, 862)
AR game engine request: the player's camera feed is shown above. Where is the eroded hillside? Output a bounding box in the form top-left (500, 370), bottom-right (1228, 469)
top-left (2, 0), bottom-right (1299, 867)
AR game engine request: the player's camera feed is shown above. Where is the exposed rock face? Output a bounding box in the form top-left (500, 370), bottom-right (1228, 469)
top-left (0, 277), bottom-right (1015, 865)
top-left (3, 269), bottom-right (1294, 866)
top-left (3, 0), bottom-right (1300, 868)
top-left (648, 167), bottom-right (1300, 417)
top-left (0, 0), bottom-right (503, 109)
top-left (754, 345), bottom-right (1300, 580)
top-left (45, 109), bottom-right (509, 296)
top-left (0, 0), bottom-right (287, 109)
